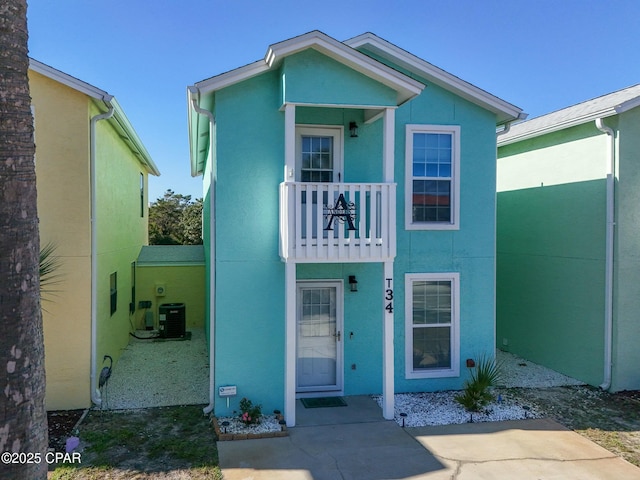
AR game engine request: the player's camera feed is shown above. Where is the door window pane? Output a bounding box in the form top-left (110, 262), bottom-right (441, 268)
top-left (301, 135), bottom-right (333, 183)
top-left (413, 326), bottom-right (451, 369)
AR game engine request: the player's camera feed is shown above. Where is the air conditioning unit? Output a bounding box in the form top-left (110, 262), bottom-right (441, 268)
top-left (158, 303), bottom-right (186, 339)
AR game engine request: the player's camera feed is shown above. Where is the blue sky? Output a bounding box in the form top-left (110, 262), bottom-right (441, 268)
top-left (27, 0), bottom-right (640, 201)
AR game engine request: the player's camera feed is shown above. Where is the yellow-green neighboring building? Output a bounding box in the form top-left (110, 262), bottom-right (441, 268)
top-left (30, 59), bottom-right (160, 410)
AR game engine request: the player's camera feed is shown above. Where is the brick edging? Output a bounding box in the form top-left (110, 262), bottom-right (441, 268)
top-left (211, 415), bottom-right (288, 441)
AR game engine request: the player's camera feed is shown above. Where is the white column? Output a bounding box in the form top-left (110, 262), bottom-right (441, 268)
top-left (382, 107), bottom-right (396, 419)
top-left (382, 107), bottom-right (395, 182)
top-left (383, 108), bottom-right (397, 258)
top-left (382, 261), bottom-right (395, 420)
top-left (284, 261), bottom-right (297, 426)
top-left (284, 103), bottom-right (296, 181)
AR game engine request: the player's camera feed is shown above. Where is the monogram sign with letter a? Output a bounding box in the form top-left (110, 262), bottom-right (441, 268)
top-left (324, 193), bottom-right (356, 231)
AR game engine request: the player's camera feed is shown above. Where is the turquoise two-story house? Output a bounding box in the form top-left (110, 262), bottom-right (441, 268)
top-left (187, 31), bottom-right (524, 426)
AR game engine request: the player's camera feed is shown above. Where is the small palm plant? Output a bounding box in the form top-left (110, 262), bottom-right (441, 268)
top-left (39, 242), bottom-right (63, 304)
top-left (455, 354), bottom-right (502, 421)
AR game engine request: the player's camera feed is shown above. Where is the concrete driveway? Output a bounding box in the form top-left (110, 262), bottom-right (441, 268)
top-left (217, 396), bottom-right (640, 480)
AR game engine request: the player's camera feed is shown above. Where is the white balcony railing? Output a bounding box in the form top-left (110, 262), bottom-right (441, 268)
top-left (280, 182), bottom-right (396, 262)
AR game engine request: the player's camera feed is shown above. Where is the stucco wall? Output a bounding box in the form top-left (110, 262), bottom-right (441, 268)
top-left (93, 103), bottom-right (151, 385)
top-left (393, 80), bottom-right (498, 394)
top-left (497, 123), bottom-right (608, 386)
top-left (612, 107), bottom-right (640, 391)
top-left (135, 265), bottom-right (206, 330)
top-left (30, 70), bottom-right (93, 410)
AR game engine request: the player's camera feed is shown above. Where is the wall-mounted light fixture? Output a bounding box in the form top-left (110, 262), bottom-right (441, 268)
top-left (349, 121), bottom-right (358, 138)
top-left (348, 275), bottom-right (358, 292)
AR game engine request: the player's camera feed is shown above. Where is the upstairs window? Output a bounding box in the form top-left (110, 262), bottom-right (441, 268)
top-left (405, 125), bottom-right (460, 230)
top-left (140, 173), bottom-right (144, 218)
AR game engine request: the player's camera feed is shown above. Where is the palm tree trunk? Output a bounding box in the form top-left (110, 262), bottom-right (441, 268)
top-left (0, 1), bottom-right (49, 478)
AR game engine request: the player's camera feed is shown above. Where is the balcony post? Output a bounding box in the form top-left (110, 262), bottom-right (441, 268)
top-left (284, 103), bottom-right (296, 181)
top-left (383, 107), bottom-right (395, 182)
top-left (382, 108), bottom-right (395, 419)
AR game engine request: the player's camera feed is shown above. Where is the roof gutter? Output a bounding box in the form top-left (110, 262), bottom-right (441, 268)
top-left (595, 117), bottom-right (615, 391)
top-left (90, 96), bottom-right (115, 406)
top-left (189, 87), bottom-right (216, 415)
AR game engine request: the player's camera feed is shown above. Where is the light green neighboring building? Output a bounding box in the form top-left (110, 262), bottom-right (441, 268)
top-left (497, 84), bottom-right (640, 392)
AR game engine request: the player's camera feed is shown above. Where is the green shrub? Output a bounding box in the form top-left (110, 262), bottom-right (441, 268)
top-left (455, 355), bottom-right (502, 414)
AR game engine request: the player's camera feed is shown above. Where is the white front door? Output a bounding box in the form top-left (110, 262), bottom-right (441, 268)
top-left (296, 281), bottom-right (343, 394)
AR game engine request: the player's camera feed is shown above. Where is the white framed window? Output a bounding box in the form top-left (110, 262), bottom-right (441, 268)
top-left (405, 125), bottom-right (460, 230)
top-left (405, 272), bottom-right (460, 379)
top-left (295, 126), bottom-right (344, 183)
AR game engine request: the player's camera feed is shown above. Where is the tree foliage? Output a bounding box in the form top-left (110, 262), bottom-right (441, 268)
top-left (148, 189), bottom-right (203, 245)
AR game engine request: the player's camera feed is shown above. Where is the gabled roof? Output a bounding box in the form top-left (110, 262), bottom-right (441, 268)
top-left (498, 84), bottom-right (640, 146)
top-left (29, 59), bottom-right (160, 176)
top-left (137, 245), bottom-right (205, 266)
top-left (345, 32), bottom-right (526, 126)
top-left (192, 30), bottom-right (425, 106)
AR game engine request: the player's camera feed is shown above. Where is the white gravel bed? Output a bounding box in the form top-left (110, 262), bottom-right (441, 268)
top-left (496, 350), bottom-right (585, 388)
top-left (103, 328), bottom-right (209, 410)
top-left (216, 415), bottom-right (282, 434)
top-left (374, 350), bottom-right (584, 427)
top-left (373, 390), bottom-right (540, 427)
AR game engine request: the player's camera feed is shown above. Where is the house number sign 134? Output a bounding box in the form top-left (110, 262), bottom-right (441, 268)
top-left (385, 278), bottom-right (393, 313)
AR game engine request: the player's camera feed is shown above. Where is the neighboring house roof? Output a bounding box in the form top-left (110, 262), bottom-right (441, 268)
top-left (345, 32), bottom-right (526, 126)
top-left (29, 58), bottom-right (160, 176)
top-left (498, 83), bottom-right (640, 146)
top-left (137, 245), bottom-right (205, 266)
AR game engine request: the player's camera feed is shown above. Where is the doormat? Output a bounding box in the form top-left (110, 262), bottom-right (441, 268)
top-left (301, 397), bottom-right (347, 408)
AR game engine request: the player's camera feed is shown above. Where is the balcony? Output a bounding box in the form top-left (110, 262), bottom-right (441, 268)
top-left (280, 182), bottom-right (396, 262)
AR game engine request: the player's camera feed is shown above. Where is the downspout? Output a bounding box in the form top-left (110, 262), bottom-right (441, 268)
top-left (190, 90), bottom-right (216, 414)
top-left (595, 118), bottom-right (615, 391)
top-left (90, 97), bottom-right (115, 406)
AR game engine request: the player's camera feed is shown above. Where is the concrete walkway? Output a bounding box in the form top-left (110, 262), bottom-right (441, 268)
top-left (218, 396), bottom-right (640, 480)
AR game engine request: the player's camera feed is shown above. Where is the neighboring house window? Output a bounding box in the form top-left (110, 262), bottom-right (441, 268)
top-left (130, 262), bottom-right (136, 313)
top-left (140, 173), bottom-right (144, 218)
top-left (405, 125), bottom-right (460, 230)
top-left (110, 272), bottom-right (117, 316)
top-left (405, 272), bottom-right (460, 379)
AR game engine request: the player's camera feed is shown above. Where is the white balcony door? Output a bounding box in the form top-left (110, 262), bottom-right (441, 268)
top-left (295, 126), bottom-right (343, 182)
top-left (296, 281), bottom-right (343, 394)
top-left (296, 126), bottom-right (343, 239)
